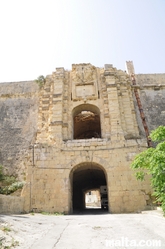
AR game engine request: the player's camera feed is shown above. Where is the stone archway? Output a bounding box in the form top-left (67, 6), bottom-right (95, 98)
top-left (72, 104), bottom-right (101, 139)
top-left (69, 162), bottom-right (109, 213)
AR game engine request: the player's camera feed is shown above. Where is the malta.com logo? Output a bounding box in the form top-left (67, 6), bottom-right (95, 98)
top-left (105, 237), bottom-right (161, 247)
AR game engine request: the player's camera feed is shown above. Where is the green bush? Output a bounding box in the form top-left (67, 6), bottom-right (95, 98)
top-left (0, 181), bottom-right (25, 195)
top-left (131, 126), bottom-right (165, 215)
top-left (0, 165), bottom-right (24, 195)
top-left (35, 75), bottom-right (46, 89)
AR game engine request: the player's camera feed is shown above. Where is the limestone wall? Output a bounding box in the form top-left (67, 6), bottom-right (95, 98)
top-left (136, 74), bottom-right (165, 133)
top-left (0, 194), bottom-right (24, 214)
top-left (21, 138), bottom-right (152, 214)
top-left (0, 81), bottom-right (39, 177)
top-left (1, 69), bottom-right (164, 179)
top-left (0, 64), bottom-right (165, 214)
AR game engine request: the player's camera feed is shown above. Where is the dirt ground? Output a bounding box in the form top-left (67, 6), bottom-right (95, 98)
top-left (0, 209), bottom-right (165, 249)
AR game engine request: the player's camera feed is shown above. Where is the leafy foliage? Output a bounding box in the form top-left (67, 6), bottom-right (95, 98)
top-left (35, 75), bottom-right (46, 89)
top-left (0, 181), bottom-right (24, 195)
top-left (131, 126), bottom-right (165, 215)
top-left (0, 165), bottom-right (24, 195)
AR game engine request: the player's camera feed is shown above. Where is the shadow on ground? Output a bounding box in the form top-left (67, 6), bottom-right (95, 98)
top-left (73, 208), bottom-right (109, 215)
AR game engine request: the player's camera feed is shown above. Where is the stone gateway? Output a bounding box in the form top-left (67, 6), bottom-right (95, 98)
top-left (0, 62), bottom-right (165, 214)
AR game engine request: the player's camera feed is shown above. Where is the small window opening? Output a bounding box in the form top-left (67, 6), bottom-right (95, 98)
top-left (74, 110), bottom-right (101, 139)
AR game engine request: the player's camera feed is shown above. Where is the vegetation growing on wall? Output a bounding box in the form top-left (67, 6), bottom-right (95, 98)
top-left (35, 75), bottom-right (46, 89)
top-left (0, 165), bottom-right (24, 195)
top-left (131, 126), bottom-right (165, 215)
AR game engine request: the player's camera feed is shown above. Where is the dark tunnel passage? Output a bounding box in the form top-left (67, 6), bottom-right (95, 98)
top-left (70, 163), bottom-right (108, 213)
top-left (73, 104), bottom-right (101, 139)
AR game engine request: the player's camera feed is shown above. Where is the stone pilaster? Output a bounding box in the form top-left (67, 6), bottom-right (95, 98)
top-left (107, 85), bottom-right (124, 140)
top-left (49, 68), bottom-right (65, 142)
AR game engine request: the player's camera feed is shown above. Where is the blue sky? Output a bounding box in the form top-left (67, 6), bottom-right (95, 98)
top-left (0, 0), bottom-right (165, 82)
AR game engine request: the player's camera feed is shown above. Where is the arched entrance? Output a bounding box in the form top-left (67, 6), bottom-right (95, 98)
top-left (72, 104), bottom-right (101, 139)
top-left (70, 162), bottom-right (109, 213)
